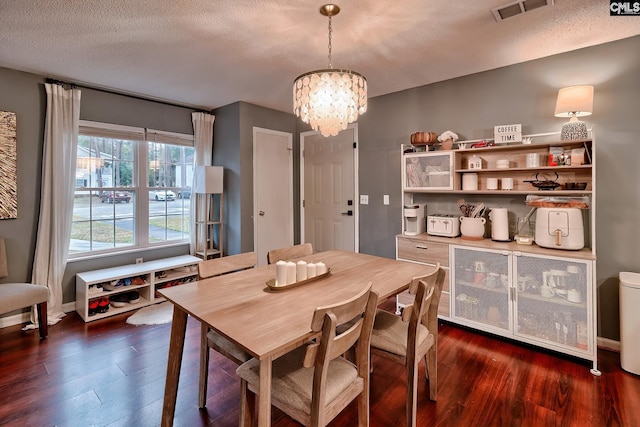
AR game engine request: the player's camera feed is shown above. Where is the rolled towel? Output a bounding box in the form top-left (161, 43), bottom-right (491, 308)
top-left (307, 262), bottom-right (317, 279)
top-left (275, 260), bottom-right (288, 287)
top-left (296, 260), bottom-right (308, 281)
top-left (286, 261), bottom-right (297, 284)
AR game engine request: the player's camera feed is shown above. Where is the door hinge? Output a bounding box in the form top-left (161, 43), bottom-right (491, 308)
top-left (302, 199), bottom-right (305, 208)
top-left (353, 142), bottom-right (357, 149)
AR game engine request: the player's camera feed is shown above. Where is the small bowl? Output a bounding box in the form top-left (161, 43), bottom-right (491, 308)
top-left (562, 182), bottom-right (587, 190)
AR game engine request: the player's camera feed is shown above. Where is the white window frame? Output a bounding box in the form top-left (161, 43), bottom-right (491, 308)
top-left (69, 120), bottom-right (194, 260)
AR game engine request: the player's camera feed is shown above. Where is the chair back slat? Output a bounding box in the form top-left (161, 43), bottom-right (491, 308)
top-left (198, 252), bottom-right (256, 279)
top-left (266, 243), bottom-right (313, 264)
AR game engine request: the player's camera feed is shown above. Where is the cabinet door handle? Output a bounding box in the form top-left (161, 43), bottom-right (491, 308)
top-left (415, 245), bottom-right (429, 250)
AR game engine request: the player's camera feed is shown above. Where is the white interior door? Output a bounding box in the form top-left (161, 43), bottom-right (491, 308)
top-left (301, 125), bottom-right (358, 252)
top-left (254, 127), bottom-right (293, 266)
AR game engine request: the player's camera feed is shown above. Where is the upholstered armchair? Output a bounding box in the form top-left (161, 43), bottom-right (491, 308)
top-left (0, 237), bottom-right (49, 338)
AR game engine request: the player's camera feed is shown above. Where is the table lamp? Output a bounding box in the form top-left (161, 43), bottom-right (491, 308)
top-left (554, 85), bottom-right (593, 141)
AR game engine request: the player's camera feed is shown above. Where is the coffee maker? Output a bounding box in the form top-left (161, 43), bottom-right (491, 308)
top-left (403, 204), bottom-right (426, 235)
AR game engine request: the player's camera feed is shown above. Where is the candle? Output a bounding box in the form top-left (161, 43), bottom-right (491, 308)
top-left (306, 263), bottom-right (317, 279)
top-left (286, 261), bottom-right (297, 284)
top-left (316, 262), bottom-right (327, 275)
top-left (275, 260), bottom-right (287, 287)
top-left (296, 260), bottom-right (308, 281)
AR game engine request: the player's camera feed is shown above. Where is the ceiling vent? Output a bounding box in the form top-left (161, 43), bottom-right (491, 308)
top-left (491, 0), bottom-right (554, 21)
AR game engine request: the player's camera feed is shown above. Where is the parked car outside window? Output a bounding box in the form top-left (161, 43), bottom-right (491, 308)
top-left (150, 190), bottom-right (176, 201)
top-left (177, 188), bottom-right (191, 199)
top-left (100, 191), bottom-right (131, 204)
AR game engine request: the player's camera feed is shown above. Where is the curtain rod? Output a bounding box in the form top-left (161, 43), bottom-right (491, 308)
top-left (44, 77), bottom-right (211, 114)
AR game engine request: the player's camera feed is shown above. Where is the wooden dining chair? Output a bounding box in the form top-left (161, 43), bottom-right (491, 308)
top-left (369, 264), bottom-right (445, 427)
top-left (266, 242), bottom-right (313, 264)
top-left (197, 251), bottom-right (257, 408)
top-left (236, 283), bottom-right (378, 427)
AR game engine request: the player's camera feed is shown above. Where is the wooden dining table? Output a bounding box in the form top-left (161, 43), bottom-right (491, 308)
top-left (158, 249), bottom-right (435, 427)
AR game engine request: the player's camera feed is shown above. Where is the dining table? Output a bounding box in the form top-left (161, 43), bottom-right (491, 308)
top-left (158, 249), bottom-right (436, 427)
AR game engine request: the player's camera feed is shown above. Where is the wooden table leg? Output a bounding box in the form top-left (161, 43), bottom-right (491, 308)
top-left (257, 357), bottom-right (272, 427)
top-left (161, 306), bottom-right (188, 427)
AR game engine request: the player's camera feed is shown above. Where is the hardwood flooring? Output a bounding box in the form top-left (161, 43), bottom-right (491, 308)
top-left (1, 301), bottom-right (638, 426)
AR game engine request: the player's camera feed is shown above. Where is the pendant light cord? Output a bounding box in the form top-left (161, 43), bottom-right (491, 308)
top-left (327, 15), bottom-right (333, 69)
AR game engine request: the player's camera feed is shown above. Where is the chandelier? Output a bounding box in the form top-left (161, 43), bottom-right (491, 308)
top-left (293, 4), bottom-right (367, 137)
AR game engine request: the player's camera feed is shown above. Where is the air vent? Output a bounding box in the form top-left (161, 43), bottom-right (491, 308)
top-left (491, 0), bottom-right (554, 21)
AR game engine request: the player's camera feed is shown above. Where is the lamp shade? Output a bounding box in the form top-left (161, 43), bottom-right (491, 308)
top-left (554, 85), bottom-right (594, 118)
top-left (194, 166), bottom-right (223, 194)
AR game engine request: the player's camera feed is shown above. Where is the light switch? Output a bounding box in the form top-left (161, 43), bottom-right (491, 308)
top-left (383, 195), bottom-right (389, 205)
top-left (360, 195), bottom-right (369, 205)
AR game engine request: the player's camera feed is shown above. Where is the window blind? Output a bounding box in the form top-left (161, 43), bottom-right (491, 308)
top-left (79, 120), bottom-right (145, 141)
top-left (146, 128), bottom-right (194, 147)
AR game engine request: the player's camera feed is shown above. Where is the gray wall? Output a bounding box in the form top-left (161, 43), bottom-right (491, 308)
top-left (356, 35), bottom-right (640, 340)
top-left (212, 101), bottom-right (297, 256)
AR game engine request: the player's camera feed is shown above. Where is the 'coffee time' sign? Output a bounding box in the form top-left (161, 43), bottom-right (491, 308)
top-left (494, 124), bottom-right (522, 144)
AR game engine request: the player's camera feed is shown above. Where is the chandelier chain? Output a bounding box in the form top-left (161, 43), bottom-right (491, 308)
top-left (327, 15), bottom-right (333, 69)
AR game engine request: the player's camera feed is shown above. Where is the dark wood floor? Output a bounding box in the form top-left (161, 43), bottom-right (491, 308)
top-left (1, 300), bottom-right (638, 427)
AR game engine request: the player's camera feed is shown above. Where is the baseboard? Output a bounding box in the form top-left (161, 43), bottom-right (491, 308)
top-left (0, 302), bottom-right (77, 329)
top-left (597, 336), bottom-right (621, 352)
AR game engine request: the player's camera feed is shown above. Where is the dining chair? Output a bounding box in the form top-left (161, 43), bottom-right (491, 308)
top-left (266, 242), bottom-right (313, 264)
top-left (369, 263), bottom-right (445, 427)
top-left (197, 251), bottom-right (257, 408)
top-left (236, 283), bottom-right (378, 427)
top-left (0, 237), bottom-right (49, 339)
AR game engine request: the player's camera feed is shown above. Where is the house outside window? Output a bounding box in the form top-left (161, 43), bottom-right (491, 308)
top-left (69, 121), bottom-right (194, 258)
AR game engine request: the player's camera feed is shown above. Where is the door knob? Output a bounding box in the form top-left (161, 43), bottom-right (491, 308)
top-left (259, 211), bottom-right (265, 216)
top-left (341, 210), bottom-right (353, 216)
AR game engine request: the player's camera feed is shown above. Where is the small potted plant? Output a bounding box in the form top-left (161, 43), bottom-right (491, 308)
top-left (438, 130), bottom-right (459, 150)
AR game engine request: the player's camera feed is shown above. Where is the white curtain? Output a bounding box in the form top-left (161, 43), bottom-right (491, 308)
top-left (29, 83), bottom-right (81, 327)
top-left (190, 112), bottom-right (215, 255)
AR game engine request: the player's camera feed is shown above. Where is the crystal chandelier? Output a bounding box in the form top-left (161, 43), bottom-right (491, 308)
top-left (293, 4), bottom-right (367, 137)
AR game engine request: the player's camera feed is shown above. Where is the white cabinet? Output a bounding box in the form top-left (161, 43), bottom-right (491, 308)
top-left (451, 245), bottom-right (596, 368)
top-left (76, 255), bottom-right (200, 322)
top-left (399, 134), bottom-right (599, 374)
top-left (396, 235), bottom-right (451, 319)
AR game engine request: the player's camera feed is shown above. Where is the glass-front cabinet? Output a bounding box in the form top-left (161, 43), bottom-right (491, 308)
top-left (402, 151), bottom-right (454, 191)
top-left (451, 245), bottom-right (594, 359)
top-left (451, 246), bottom-right (511, 334)
top-left (514, 253), bottom-right (592, 357)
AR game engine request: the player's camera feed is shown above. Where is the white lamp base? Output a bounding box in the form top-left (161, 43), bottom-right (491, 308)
top-left (561, 120), bottom-right (588, 141)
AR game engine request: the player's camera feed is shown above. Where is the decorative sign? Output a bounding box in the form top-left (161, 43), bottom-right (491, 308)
top-left (0, 111), bottom-right (17, 219)
top-left (494, 124), bottom-right (522, 144)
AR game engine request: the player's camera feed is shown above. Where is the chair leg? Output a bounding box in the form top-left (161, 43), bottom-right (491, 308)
top-left (238, 378), bottom-right (255, 427)
top-left (406, 359), bottom-right (419, 427)
top-left (426, 347), bottom-right (437, 401)
top-left (198, 323), bottom-right (210, 408)
top-left (36, 302), bottom-right (47, 339)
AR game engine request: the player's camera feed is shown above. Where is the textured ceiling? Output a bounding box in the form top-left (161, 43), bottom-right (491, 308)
top-left (1, 0), bottom-right (639, 112)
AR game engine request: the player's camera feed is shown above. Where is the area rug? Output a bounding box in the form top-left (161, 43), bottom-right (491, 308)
top-left (126, 301), bottom-right (173, 325)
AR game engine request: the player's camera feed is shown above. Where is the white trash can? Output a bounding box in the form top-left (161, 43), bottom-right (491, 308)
top-left (620, 272), bottom-right (640, 375)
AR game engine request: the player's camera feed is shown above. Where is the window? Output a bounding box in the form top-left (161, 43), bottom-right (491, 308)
top-left (69, 121), bottom-right (194, 257)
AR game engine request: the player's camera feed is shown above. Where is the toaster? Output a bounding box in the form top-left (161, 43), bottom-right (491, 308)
top-left (427, 214), bottom-right (460, 237)
top-left (534, 208), bottom-right (584, 250)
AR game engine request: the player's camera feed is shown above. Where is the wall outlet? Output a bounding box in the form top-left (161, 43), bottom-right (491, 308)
top-left (136, 258), bottom-right (143, 264)
top-left (383, 194), bottom-right (390, 205)
top-left (360, 195), bottom-right (369, 205)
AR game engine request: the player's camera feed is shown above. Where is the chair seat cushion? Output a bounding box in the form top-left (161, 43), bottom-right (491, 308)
top-left (236, 346), bottom-right (360, 415)
top-left (207, 330), bottom-right (251, 363)
top-left (0, 283), bottom-right (48, 315)
top-left (371, 309), bottom-right (433, 357)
